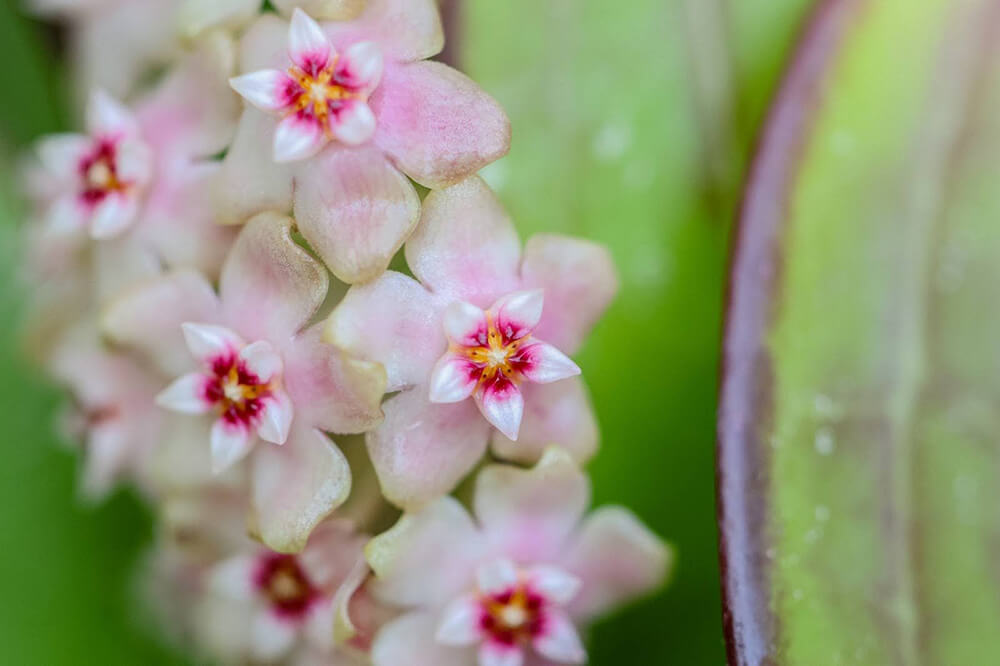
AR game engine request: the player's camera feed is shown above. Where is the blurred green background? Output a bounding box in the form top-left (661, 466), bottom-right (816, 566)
top-left (0, 0), bottom-right (812, 663)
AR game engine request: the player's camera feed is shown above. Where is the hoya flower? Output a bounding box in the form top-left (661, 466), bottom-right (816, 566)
top-left (102, 213), bottom-right (386, 551)
top-left (196, 519), bottom-right (368, 664)
top-left (325, 177), bottom-right (618, 507)
top-left (364, 449), bottom-right (671, 666)
top-left (217, 1), bottom-right (510, 282)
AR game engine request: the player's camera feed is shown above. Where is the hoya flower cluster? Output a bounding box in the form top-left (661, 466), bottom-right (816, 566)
top-left (22, 1), bottom-right (672, 664)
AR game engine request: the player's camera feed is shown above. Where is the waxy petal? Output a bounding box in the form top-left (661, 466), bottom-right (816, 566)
top-left (428, 353), bottom-right (479, 404)
top-left (435, 595), bottom-right (482, 646)
top-left (372, 612), bottom-right (473, 666)
top-left (238, 340), bottom-right (283, 381)
top-left (516, 341), bottom-right (580, 384)
top-left (527, 566), bottom-right (582, 606)
top-left (182, 322), bottom-right (244, 364)
top-left (532, 610), bottom-right (585, 664)
top-left (257, 388), bottom-right (294, 445)
top-left (89, 193), bottom-right (140, 239)
top-left (442, 300), bottom-right (488, 347)
top-left (292, 145), bottom-right (420, 283)
top-left (288, 8), bottom-right (333, 74)
top-left (372, 62), bottom-right (510, 188)
top-left (230, 69), bottom-right (295, 112)
top-left (476, 559), bottom-right (518, 596)
top-left (480, 642), bottom-right (523, 666)
top-left (326, 0), bottom-right (443, 63)
top-left (492, 290), bottom-right (544, 341)
top-left (367, 391), bottom-right (490, 509)
top-left (253, 424), bottom-right (351, 553)
top-left (156, 373), bottom-right (211, 414)
top-left (219, 213), bottom-right (329, 343)
top-left (211, 419), bottom-right (255, 474)
top-left (476, 377), bottom-right (524, 441)
top-left (86, 89), bottom-right (138, 138)
top-left (330, 99), bottom-right (377, 146)
top-left (274, 112), bottom-right (328, 163)
top-left (491, 379), bottom-right (598, 465)
top-left (336, 40), bottom-right (383, 92)
top-left (251, 609), bottom-right (298, 660)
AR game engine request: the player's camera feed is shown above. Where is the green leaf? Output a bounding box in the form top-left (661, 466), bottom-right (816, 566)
top-left (720, 0), bottom-right (1000, 663)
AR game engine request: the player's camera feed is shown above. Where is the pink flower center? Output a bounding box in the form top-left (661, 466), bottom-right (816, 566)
top-left (77, 139), bottom-right (129, 206)
top-left (201, 353), bottom-right (272, 429)
top-left (284, 56), bottom-right (368, 136)
top-left (253, 553), bottom-right (320, 619)
top-left (478, 583), bottom-right (546, 647)
top-left (459, 315), bottom-right (533, 392)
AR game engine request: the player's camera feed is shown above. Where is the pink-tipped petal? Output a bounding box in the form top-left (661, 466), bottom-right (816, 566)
top-left (252, 424), bottom-right (351, 553)
top-left (532, 611), bottom-right (585, 664)
top-left (257, 388), bottom-right (294, 445)
top-left (324, 271), bottom-right (444, 390)
top-left (491, 379), bottom-right (598, 465)
top-left (330, 99), bottom-right (377, 146)
top-left (230, 69), bottom-right (296, 111)
top-left (528, 566), bottom-right (581, 606)
top-left (405, 177), bottom-right (521, 306)
top-left (336, 40), bottom-right (383, 92)
top-left (476, 559), bottom-right (518, 596)
top-left (250, 609), bottom-right (298, 661)
top-left (520, 234), bottom-right (619, 355)
top-left (372, 61), bottom-right (510, 188)
top-left (516, 341), bottom-right (580, 384)
top-left (367, 391), bottom-right (490, 509)
top-left (156, 373), bottom-right (211, 414)
top-left (475, 448), bottom-right (589, 563)
top-left (89, 193), bottom-right (139, 239)
top-left (220, 213), bottom-right (329, 343)
top-left (238, 340), bottom-right (283, 381)
top-left (372, 612), bottom-right (474, 666)
top-left (492, 290), bottom-right (544, 341)
top-left (211, 419), bottom-right (255, 474)
top-left (86, 89), bottom-right (138, 137)
top-left (181, 322), bottom-right (244, 364)
top-left (476, 378), bottom-right (524, 441)
top-left (480, 642), bottom-right (524, 666)
top-left (442, 300), bottom-right (488, 346)
top-left (292, 145), bottom-right (420, 283)
top-left (274, 112), bottom-right (327, 163)
top-left (288, 8), bottom-right (333, 74)
top-left (428, 353), bottom-right (479, 404)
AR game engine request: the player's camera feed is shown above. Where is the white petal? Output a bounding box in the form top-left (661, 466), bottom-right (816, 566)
top-left (492, 290), bottom-right (544, 341)
top-left (532, 611), bottom-right (586, 664)
top-left (477, 380), bottom-right (524, 441)
top-left (517, 341), bottom-right (581, 385)
top-left (181, 322), bottom-right (244, 364)
top-left (210, 419), bottom-right (255, 474)
top-left (239, 340), bottom-right (283, 381)
top-left (443, 300), bottom-right (488, 346)
top-left (476, 559), bottom-right (518, 596)
top-left (526, 566), bottom-right (581, 606)
top-left (230, 69), bottom-right (294, 112)
top-left (428, 353), bottom-right (478, 404)
top-left (288, 8), bottom-right (332, 72)
top-left (435, 595), bottom-right (483, 646)
top-left (113, 138), bottom-right (153, 185)
top-left (156, 373), bottom-right (211, 413)
top-left (330, 99), bottom-right (376, 146)
top-left (250, 610), bottom-right (298, 661)
top-left (479, 642), bottom-right (523, 666)
top-left (36, 133), bottom-right (90, 178)
top-left (337, 40), bottom-right (383, 91)
top-left (273, 113), bottom-right (327, 163)
top-left (257, 389), bottom-right (294, 445)
top-left (209, 555), bottom-right (257, 601)
top-left (86, 89), bottom-right (137, 137)
top-left (89, 193), bottom-right (139, 239)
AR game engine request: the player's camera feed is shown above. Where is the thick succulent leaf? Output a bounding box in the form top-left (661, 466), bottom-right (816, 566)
top-left (719, 0), bottom-right (1000, 664)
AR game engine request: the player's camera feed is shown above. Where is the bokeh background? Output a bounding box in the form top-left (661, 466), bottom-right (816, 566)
top-left (0, 0), bottom-right (813, 663)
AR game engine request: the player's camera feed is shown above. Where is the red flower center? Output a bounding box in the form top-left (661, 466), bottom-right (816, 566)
top-left (460, 316), bottom-right (533, 392)
top-left (254, 553), bottom-right (319, 619)
top-left (285, 57), bottom-right (364, 134)
top-left (78, 139), bottom-right (128, 206)
top-left (479, 584), bottom-right (546, 646)
top-left (201, 353), bottom-right (272, 428)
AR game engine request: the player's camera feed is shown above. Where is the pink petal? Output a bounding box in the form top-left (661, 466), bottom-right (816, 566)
top-left (492, 290), bottom-right (544, 342)
top-left (520, 234), bottom-right (619, 355)
top-left (474, 449), bottom-right (589, 563)
top-left (181, 322), bottom-right (244, 364)
top-left (288, 8), bottom-right (333, 74)
top-left (252, 423), bottom-right (351, 553)
top-left (372, 612), bottom-right (474, 666)
top-left (113, 137), bottom-right (153, 185)
top-left (476, 376), bottom-right (524, 441)
top-left (219, 213), bottom-right (329, 343)
top-left (371, 61), bottom-right (510, 188)
top-left (281, 326), bottom-right (386, 434)
top-left (531, 610), bottom-right (585, 664)
top-left (238, 339), bottom-right (283, 381)
top-left (335, 40), bottom-right (383, 92)
top-left (250, 609), bottom-right (298, 660)
top-left (89, 193), bottom-right (140, 239)
top-left (366, 497), bottom-right (485, 607)
top-left (527, 566), bottom-right (581, 606)
top-left (515, 341), bottom-right (580, 384)
top-left (211, 419), bottom-right (255, 474)
top-left (330, 98), bottom-right (377, 146)
top-left (86, 89), bottom-right (138, 138)
top-left (428, 353), bottom-right (479, 404)
top-left (274, 112), bottom-right (328, 163)
top-left (442, 300), bottom-right (489, 347)
top-left (292, 145), bottom-right (420, 283)
top-left (367, 390), bottom-right (490, 509)
top-left (480, 642), bottom-right (523, 666)
top-left (324, 271), bottom-right (444, 391)
top-left (230, 69), bottom-right (296, 111)
top-left (257, 388), bottom-right (294, 445)
top-left (156, 373), bottom-right (211, 414)
top-left (564, 507), bottom-right (672, 620)
top-left (405, 177), bottom-right (521, 306)
top-left (435, 595), bottom-right (483, 646)
top-left (476, 559), bottom-right (518, 596)
top-left (240, 13), bottom-right (293, 72)
top-left (323, 0), bottom-right (443, 63)
top-left (491, 379), bottom-right (598, 466)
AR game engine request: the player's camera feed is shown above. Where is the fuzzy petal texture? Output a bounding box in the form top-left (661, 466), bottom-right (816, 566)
top-left (475, 378), bottom-right (523, 441)
top-left (515, 341), bottom-right (580, 384)
top-left (367, 496), bottom-right (485, 607)
top-left (253, 423), bottom-right (352, 553)
top-left (406, 177), bottom-right (521, 306)
top-left (564, 507), bottom-right (672, 621)
top-left (367, 390), bottom-right (490, 509)
top-left (324, 0), bottom-right (443, 63)
top-left (442, 300), bottom-right (488, 347)
top-left (324, 271), bottom-right (444, 391)
top-left (220, 212), bottom-right (329, 343)
top-left (371, 61), bottom-right (510, 189)
top-left (520, 234), bottom-right (619, 355)
top-left (293, 146), bottom-right (420, 283)
top-left (428, 353), bottom-right (479, 404)
top-left (491, 378), bottom-right (599, 466)
top-left (335, 41), bottom-right (383, 92)
top-left (371, 612), bottom-right (472, 666)
top-left (493, 290), bottom-right (543, 341)
top-left (330, 99), bottom-right (378, 146)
